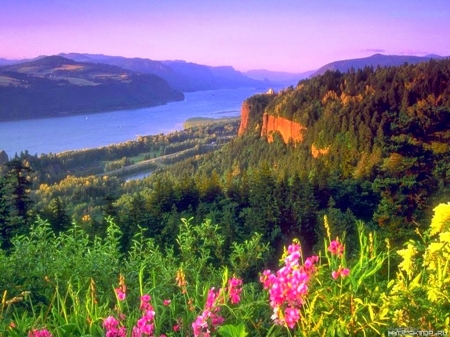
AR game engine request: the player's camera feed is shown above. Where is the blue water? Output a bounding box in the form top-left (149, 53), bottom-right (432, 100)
top-left (0, 87), bottom-right (269, 157)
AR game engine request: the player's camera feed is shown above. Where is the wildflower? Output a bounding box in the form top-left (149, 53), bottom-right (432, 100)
top-left (332, 266), bottom-right (350, 280)
top-left (188, 298), bottom-right (195, 311)
top-left (397, 243), bottom-right (417, 280)
top-left (192, 314), bottom-right (209, 337)
top-left (103, 316), bottom-right (120, 330)
top-left (140, 294), bottom-right (152, 310)
top-left (115, 288), bottom-right (126, 301)
top-left (103, 316), bottom-right (126, 337)
top-left (173, 324), bottom-right (180, 332)
top-left (192, 287), bottom-right (225, 336)
top-left (284, 307), bottom-right (300, 329)
top-left (303, 256), bottom-right (319, 273)
top-left (430, 202), bottom-right (450, 236)
top-left (141, 294), bottom-right (151, 302)
top-left (28, 329), bottom-right (53, 337)
top-left (115, 274), bottom-right (127, 301)
top-left (328, 237), bottom-right (345, 257)
top-left (261, 240), bottom-right (319, 329)
top-left (163, 299), bottom-right (171, 306)
top-left (132, 293), bottom-right (155, 337)
top-left (324, 215), bottom-right (331, 240)
top-left (176, 268), bottom-right (187, 294)
top-left (228, 277), bottom-right (243, 304)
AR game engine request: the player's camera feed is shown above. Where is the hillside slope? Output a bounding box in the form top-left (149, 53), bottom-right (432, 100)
top-left (236, 59), bottom-right (450, 227)
top-left (0, 56), bottom-right (184, 121)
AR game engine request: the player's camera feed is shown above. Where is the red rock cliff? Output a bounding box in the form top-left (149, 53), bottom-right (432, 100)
top-left (261, 113), bottom-right (306, 143)
top-left (238, 101), bottom-right (251, 136)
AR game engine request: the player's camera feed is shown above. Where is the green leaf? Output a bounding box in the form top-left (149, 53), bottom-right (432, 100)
top-left (368, 304), bottom-right (375, 321)
top-left (218, 323), bottom-right (248, 337)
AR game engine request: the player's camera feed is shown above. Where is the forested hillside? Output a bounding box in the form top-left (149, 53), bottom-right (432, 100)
top-left (0, 56), bottom-right (184, 121)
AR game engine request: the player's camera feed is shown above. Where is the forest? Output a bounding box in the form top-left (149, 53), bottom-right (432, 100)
top-left (0, 59), bottom-right (449, 336)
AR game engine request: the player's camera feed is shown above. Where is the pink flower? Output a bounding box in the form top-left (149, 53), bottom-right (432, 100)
top-left (28, 329), bottom-right (53, 337)
top-left (103, 316), bottom-right (120, 330)
top-left (103, 315), bottom-right (127, 337)
top-left (260, 240), bottom-right (319, 329)
top-left (115, 288), bottom-right (126, 301)
top-left (332, 266), bottom-right (350, 279)
top-left (328, 238), bottom-right (345, 257)
top-left (192, 315), bottom-right (208, 337)
top-left (141, 294), bottom-right (151, 302)
top-left (205, 288), bottom-right (217, 309)
top-left (163, 299), bottom-right (171, 306)
top-left (228, 277), bottom-right (243, 304)
top-left (284, 307), bottom-right (300, 329)
top-left (173, 324), bottom-right (180, 332)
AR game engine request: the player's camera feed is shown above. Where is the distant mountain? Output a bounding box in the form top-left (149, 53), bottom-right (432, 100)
top-left (311, 53), bottom-right (447, 77)
top-left (0, 58), bottom-right (22, 66)
top-left (244, 69), bottom-right (315, 84)
top-left (59, 53), bottom-right (265, 92)
top-left (0, 56), bottom-right (184, 121)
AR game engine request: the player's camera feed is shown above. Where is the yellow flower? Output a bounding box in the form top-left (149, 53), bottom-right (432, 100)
top-left (439, 231), bottom-right (450, 244)
top-left (324, 215), bottom-right (331, 241)
top-left (430, 203), bottom-right (450, 236)
top-left (397, 243), bottom-right (417, 280)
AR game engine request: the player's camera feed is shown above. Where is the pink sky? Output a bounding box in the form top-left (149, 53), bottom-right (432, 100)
top-left (1, 0), bottom-right (449, 72)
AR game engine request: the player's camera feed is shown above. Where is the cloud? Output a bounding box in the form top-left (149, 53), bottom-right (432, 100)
top-left (362, 49), bottom-right (386, 53)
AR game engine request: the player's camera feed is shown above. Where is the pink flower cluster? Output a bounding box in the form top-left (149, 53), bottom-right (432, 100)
top-left (192, 276), bottom-right (243, 337)
top-left (28, 329), bottom-right (53, 337)
top-left (192, 288), bottom-right (225, 337)
top-left (328, 238), bottom-right (345, 257)
top-left (228, 277), bottom-right (243, 304)
top-left (103, 316), bottom-right (126, 337)
top-left (260, 242), bottom-right (319, 329)
top-left (132, 294), bottom-right (156, 337)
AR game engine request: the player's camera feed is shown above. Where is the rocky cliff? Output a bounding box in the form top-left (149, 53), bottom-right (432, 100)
top-left (261, 113), bottom-right (306, 143)
top-left (238, 97), bottom-right (306, 144)
top-left (237, 100), bottom-right (252, 136)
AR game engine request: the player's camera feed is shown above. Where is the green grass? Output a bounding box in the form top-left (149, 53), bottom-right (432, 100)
top-left (184, 117), bottom-right (239, 129)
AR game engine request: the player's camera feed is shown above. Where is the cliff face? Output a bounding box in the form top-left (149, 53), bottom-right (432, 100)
top-left (238, 101), bottom-right (251, 136)
top-left (261, 113), bottom-right (306, 143)
top-left (238, 94), bottom-right (305, 144)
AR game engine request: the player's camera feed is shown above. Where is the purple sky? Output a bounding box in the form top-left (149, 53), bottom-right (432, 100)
top-left (1, 0), bottom-right (449, 72)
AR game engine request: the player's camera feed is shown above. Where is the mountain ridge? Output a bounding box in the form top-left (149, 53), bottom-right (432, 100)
top-left (311, 53), bottom-right (448, 77)
top-left (59, 53), bottom-right (265, 92)
top-left (0, 56), bottom-right (184, 121)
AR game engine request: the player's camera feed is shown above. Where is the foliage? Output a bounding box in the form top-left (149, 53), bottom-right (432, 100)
top-left (386, 202), bottom-right (450, 330)
top-left (1, 204), bottom-right (450, 335)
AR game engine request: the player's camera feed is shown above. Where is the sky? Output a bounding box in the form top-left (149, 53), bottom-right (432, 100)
top-left (0, 0), bottom-right (449, 73)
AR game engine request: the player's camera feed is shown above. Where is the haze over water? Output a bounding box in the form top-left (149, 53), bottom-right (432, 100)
top-left (0, 87), bottom-right (269, 157)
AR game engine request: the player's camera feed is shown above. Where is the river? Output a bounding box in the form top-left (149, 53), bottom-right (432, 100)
top-left (0, 87), bottom-right (271, 158)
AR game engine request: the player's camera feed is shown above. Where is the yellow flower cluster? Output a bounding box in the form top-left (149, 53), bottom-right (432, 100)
top-left (430, 202), bottom-right (450, 236)
top-left (397, 243), bottom-right (417, 280)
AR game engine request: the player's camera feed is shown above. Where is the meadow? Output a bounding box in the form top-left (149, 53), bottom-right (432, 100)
top-left (1, 203), bottom-right (448, 336)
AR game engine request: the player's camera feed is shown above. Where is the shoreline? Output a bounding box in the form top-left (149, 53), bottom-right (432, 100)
top-left (0, 98), bottom-right (185, 123)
